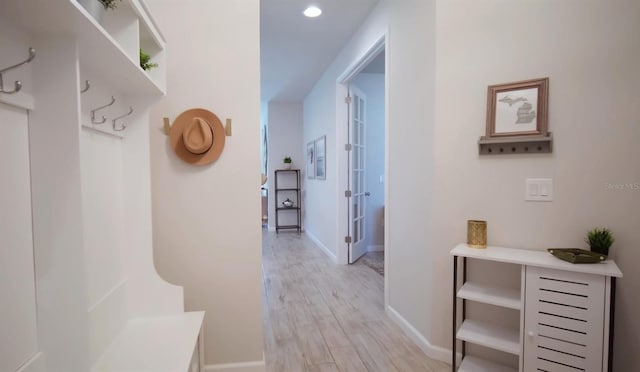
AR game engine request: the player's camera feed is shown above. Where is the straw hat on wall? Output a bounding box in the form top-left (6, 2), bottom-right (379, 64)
top-left (169, 108), bottom-right (225, 166)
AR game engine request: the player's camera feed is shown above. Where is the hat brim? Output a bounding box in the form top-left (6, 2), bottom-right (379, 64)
top-left (170, 108), bottom-right (225, 166)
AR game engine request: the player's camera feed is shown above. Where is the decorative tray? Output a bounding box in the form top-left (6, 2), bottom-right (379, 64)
top-left (547, 248), bottom-right (607, 264)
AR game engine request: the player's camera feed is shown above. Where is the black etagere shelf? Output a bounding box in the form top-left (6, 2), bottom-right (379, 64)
top-left (274, 169), bottom-right (301, 233)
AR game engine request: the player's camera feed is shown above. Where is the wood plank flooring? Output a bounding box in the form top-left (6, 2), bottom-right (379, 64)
top-left (262, 231), bottom-right (449, 372)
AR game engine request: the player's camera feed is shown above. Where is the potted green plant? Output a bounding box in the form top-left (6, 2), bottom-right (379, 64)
top-left (585, 227), bottom-right (614, 256)
top-left (98, 0), bottom-right (121, 9)
top-left (283, 156), bottom-right (292, 170)
top-left (140, 49), bottom-right (159, 71)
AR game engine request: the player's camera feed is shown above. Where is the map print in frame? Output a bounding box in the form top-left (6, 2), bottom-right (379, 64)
top-left (486, 78), bottom-right (548, 138)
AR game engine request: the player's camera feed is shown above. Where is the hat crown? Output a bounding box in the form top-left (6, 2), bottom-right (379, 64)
top-left (182, 117), bottom-right (213, 154)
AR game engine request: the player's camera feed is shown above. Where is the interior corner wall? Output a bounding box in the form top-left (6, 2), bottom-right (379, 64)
top-left (266, 101), bottom-right (303, 231)
top-left (145, 0), bottom-right (264, 367)
top-left (351, 73), bottom-right (385, 250)
top-left (386, 0), bottom-right (437, 353)
top-left (303, 0), bottom-right (389, 262)
top-left (430, 1), bottom-right (640, 369)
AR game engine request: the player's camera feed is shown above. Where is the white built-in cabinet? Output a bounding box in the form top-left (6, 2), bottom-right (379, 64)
top-left (0, 1), bottom-right (202, 371)
top-left (451, 244), bottom-right (622, 372)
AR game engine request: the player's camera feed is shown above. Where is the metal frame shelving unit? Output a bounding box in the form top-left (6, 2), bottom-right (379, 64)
top-left (274, 169), bottom-right (301, 233)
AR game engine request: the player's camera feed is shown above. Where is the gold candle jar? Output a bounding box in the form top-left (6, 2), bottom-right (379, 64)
top-left (467, 220), bottom-right (487, 248)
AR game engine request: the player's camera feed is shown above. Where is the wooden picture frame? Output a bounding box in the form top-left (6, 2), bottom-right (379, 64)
top-left (314, 136), bottom-right (326, 180)
top-left (486, 77), bottom-right (549, 138)
top-left (306, 141), bottom-right (315, 179)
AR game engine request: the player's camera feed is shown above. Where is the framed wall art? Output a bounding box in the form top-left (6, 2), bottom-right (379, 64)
top-left (486, 77), bottom-right (548, 138)
top-left (306, 141), bottom-right (315, 179)
top-left (315, 135), bottom-right (326, 180)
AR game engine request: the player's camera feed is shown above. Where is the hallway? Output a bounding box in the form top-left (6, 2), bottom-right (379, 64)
top-left (262, 231), bottom-right (449, 371)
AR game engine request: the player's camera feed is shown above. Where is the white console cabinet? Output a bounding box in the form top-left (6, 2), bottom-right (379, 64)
top-left (451, 244), bottom-right (622, 372)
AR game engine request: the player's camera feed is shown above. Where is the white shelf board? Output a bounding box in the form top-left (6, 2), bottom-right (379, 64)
top-left (458, 355), bottom-right (517, 372)
top-left (127, 0), bottom-right (166, 47)
top-left (451, 244), bottom-right (622, 277)
top-left (2, 0), bottom-right (165, 96)
top-left (457, 282), bottom-right (521, 310)
top-left (456, 319), bottom-right (520, 356)
top-left (91, 311), bottom-right (204, 372)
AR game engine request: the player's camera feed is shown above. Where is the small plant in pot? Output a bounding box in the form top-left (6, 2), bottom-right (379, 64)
top-left (99, 0), bottom-right (122, 10)
top-left (140, 49), bottom-right (159, 71)
top-left (585, 227), bottom-right (614, 256)
top-left (77, 0), bottom-right (121, 24)
top-left (283, 156), bottom-right (292, 170)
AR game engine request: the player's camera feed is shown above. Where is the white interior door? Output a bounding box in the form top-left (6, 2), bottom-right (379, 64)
top-left (348, 86), bottom-right (367, 263)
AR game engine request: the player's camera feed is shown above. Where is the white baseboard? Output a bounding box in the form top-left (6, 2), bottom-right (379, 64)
top-left (367, 245), bottom-right (384, 252)
top-left (386, 305), bottom-right (451, 364)
top-left (305, 231), bottom-right (337, 263)
top-left (204, 359), bottom-right (265, 372)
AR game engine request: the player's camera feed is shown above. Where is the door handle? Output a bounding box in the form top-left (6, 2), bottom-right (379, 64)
top-left (365, 192), bottom-right (371, 196)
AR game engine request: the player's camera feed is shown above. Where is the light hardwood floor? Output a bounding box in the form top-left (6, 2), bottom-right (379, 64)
top-left (262, 231), bottom-right (449, 372)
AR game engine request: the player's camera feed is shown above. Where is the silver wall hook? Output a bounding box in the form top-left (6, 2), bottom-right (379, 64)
top-left (112, 107), bottom-right (134, 131)
top-left (0, 47), bottom-right (36, 94)
top-left (90, 96), bottom-right (116, 124)
top-left (80, 80), bottom-right (90, 93)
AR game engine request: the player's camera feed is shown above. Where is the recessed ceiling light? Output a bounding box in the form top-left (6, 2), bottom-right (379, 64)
top-left (303, 6), bottom-right (322, 18)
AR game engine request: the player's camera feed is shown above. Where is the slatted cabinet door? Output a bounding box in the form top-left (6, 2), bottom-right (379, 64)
top-left (523, 267), bottom-right (606, 372)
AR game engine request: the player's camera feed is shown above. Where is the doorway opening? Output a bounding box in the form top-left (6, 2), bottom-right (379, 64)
top-left (337, 35), bottom-right (388, 296)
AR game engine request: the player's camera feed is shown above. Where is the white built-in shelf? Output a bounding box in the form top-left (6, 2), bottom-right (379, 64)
top-left (126, 0), bottom-right (166, 48)
top-left (457, 282), bottom-right (521, 310)
top-left (91, 311), bottom-right (204, 372)
top-left (458, 355), bottom-right (517, 372)
top-left (451, 244), bottom-right (622, 277)
top-left (2, 0), bottom-right (165, 96)
top-left (456, 319), bottom-right (520, 356)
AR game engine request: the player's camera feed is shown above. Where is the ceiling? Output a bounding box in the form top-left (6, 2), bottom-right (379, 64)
top-left (260, 0), bottom-right (380, 104)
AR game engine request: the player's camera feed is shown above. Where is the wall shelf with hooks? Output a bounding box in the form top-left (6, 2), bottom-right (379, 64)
top-left (2, 0), bottom-right (166, 96)
top-left (0, 1), bottom-right (201, 371)
top-left (478, 134), bottom-right (553, 155)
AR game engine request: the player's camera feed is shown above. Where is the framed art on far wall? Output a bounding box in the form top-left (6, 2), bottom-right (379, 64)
top-left (315, 136), bottom-right (326, 180)
top-left (486, 77), bottom-right (549, 138)
top-left (306, 141), bottom-right (315, 179)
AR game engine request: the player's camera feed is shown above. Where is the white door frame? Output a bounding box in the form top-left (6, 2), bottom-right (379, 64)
top-left (335, 33), bottom-right (389, 307)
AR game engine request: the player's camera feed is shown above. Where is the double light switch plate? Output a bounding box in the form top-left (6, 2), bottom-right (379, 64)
top-left (526, 178), bottom-right (553, 202)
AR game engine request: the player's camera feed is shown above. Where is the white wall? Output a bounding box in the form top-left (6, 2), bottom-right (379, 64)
top-left (303, 1), bottom-right (389, 263)
top-left (146, 0), bottom-right (264, 368)
top-left (385, 0), bottom-right (438, 357)
top-left (352, 73), bottom-right (385, 250)
top-left (267, 102), bottom-right (303, 230)
top-left (429, 2), bottom-right (640, 369)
